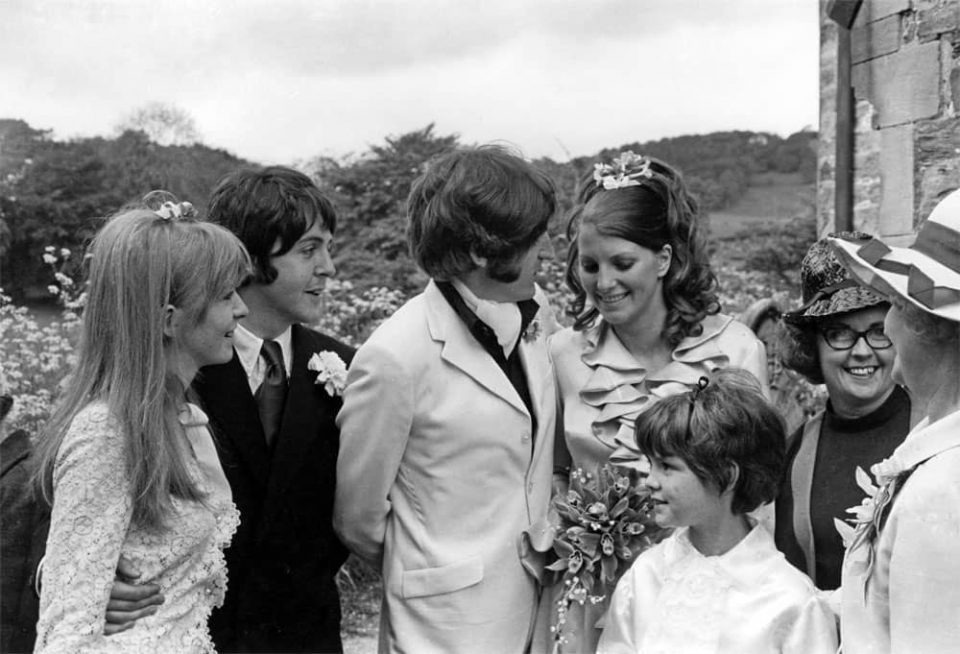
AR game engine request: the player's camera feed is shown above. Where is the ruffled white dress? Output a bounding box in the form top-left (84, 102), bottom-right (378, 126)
top-left (35, 402), bottom-right (239, 654)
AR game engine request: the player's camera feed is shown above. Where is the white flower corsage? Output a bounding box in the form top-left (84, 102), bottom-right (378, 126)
top-left (522, 316), bottom-right (542, 342)
top-left (307, 351), bottom-right (348, 397)
top-left (834, 464), bottom-right (904, 584)
top-left (593, 151), bottom-right (654, 190)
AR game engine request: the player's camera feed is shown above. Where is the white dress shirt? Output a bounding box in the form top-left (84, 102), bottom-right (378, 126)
top-left (232, 323), bottom-right (293, 395)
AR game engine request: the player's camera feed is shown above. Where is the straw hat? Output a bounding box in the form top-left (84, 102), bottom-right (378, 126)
top-left (783, 232), bottom-right (886, 325)
top-left (829, 189), bottom-right (960, 323)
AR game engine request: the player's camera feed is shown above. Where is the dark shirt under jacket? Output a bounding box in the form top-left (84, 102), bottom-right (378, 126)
top-left (436, 281), bottom-right (540, 434)
top-left (775, 385), bottom-right (911, 590)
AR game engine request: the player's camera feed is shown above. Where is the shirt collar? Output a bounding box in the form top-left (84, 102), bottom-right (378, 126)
top-left (233, 323), bottom-right (293, 375)
top-left (437, 280), bottom-right (540, 355)
top-left (872, 409), bottom-right (960, 482)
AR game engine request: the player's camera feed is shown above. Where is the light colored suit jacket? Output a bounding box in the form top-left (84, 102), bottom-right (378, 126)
top-left (335, 280), bottom-right (557, 654)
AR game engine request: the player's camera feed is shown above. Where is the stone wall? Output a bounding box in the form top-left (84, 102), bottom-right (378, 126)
top-left (818, 0), bottom-right (960, 245)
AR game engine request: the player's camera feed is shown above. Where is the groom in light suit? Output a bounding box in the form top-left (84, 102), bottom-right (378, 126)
top-left (335, 145), bottom-right (558, 654)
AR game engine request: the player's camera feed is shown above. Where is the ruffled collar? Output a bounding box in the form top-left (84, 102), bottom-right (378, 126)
top-left (579, 314), bottom-right (735, 428)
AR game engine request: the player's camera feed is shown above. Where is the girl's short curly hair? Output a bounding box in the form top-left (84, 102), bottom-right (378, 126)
top-left (634, 368), bottom-right (785, 515)
top-left (564, 156), bottom-right (719, 349)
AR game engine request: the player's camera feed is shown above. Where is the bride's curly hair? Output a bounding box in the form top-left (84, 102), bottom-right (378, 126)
top-left (565, 156), bottom-right (720, 348)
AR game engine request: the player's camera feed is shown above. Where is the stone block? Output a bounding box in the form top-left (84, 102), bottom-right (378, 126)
top-left (854, 0), bottom-right (910, 26)
top-left (951, 65), bottom-right (960, 111)
top-left (918, 3), bottom-right (960, 40)
top-left (916, 116), bottom-right (960, 223)
top-left (852, 42), bottom-right (942, 127)
top-left (878, 125), bottom-right (915, 236)
top-left (852, 15), bottom-right (901, 63)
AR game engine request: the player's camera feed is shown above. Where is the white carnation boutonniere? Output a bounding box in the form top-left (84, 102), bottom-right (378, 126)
top-left (522, 316), bottom-right (543, 343)
top-left (307, 351), bottom-right (348, 397)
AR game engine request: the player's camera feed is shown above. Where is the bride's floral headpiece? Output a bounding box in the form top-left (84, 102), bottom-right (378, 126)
top-left (592, 151), bottom-right (654, 190)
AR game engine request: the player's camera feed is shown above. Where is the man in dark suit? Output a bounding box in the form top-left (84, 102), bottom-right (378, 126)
top-left (107, 167), bottom-right (354, 652)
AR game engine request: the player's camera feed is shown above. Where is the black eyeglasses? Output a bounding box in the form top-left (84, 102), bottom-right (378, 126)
top-left (820, 325), bottom-right (893, 350)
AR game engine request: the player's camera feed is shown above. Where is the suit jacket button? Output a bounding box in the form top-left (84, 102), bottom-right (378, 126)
top-left (521, 431), bottom-right (530, 442)
top-left (527, 482), bottom-right (534, 493)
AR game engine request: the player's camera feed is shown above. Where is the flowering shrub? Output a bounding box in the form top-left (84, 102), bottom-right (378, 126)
top-left (1, 247), bottom-right (83, 434)
top-left (314, 279), bottom-right (407, 346)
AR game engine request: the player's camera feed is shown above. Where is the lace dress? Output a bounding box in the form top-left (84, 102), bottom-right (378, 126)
top-left (35, 402), bottom-right (239, 654)
top-left (598, 524), bottom-right (837, 654)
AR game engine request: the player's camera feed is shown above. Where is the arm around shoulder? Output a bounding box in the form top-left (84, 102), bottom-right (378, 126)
top-left (334, 341), bottom-right (415, 566)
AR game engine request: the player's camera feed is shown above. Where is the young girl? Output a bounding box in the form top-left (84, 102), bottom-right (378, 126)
top-left (33, 199), bottom-right (251, 653)
top-left (597, 369), bottom-right (837, 654)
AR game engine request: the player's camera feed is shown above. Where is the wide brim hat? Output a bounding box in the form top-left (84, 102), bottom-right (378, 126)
top-left (783, 232), bottom-right (887, 325)
top-left (829, 189), bottom-right (960, 323)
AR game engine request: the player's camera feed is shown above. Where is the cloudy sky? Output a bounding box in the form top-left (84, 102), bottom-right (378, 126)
top-left (1, 0), bottom-right (819, 165)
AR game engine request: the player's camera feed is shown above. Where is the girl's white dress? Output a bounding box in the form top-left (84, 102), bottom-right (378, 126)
top-left (598, 523), bottom-right (838, 654)
top-left (35, 402), bottom-right (239, 654)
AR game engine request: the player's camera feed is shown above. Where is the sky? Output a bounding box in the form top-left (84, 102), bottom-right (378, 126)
top-left (0, 0), bottom-right (820, 166)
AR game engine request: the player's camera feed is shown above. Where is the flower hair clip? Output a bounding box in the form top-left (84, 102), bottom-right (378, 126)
top-left (154, 200), bottom-right (196, 221)
top-left (141, 189), bottom-right (196, 221)
top-left (593, 151), bottom-right (654, 190)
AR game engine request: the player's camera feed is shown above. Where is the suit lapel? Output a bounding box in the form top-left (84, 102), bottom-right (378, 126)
top-left (258, 326), bottom-right (338, 539)
top-left (193, 353), bottom-right (271, 492)
top-left (425, 281), bottom-right (527, 416)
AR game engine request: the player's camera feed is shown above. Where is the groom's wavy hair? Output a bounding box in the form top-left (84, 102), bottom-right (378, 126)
top-left (207, 166), bottom-right (338, 285)
top-left (634, 368), bottom-right (784, 515)
top-left (406, 145), bottom-right (557, 282)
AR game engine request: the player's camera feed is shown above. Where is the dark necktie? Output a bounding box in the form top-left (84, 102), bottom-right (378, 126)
top-left (256, 340), bottom-right (287, 447)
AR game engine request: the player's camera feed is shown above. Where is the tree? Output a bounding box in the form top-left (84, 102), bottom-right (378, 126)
top-left (115, 102), bottom-right (201, 146)
top-left (315, 124), bottom-right (460, 293)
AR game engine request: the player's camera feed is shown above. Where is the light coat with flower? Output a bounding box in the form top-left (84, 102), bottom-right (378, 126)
top-left (335, 280), bottom-right (558, 654)
top-left (840, 408), bottom-right (960, 654)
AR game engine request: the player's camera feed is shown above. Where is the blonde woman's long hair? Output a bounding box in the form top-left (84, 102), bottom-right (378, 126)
top-left (35, 207), bottom-right (251, 530)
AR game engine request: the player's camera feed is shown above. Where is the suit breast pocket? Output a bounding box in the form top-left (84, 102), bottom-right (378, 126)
top-left (401, 556), bottom-right (484, 599)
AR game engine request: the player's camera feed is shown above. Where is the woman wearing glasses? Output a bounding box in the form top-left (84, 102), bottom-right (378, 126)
top-left (773, 234), bottom-right (910, 590)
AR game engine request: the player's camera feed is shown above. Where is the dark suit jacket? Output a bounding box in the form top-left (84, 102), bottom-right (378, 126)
top-left (193, 325), bottom-right (354, 653)
top-left (1, 430), bottom-right (50, 654)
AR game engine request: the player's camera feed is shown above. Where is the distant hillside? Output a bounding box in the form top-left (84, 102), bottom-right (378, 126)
top-left (0, 119), bottom-right (817, 299)
top-left (0, 118), bottom-right (252, 299)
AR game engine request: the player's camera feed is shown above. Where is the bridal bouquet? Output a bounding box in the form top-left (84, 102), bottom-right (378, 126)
top-left (546, 464), bottom-right (666, 648)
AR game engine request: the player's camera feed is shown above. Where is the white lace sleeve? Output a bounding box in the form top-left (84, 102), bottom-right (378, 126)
top-left (35, 404), bottom-right (134, 654)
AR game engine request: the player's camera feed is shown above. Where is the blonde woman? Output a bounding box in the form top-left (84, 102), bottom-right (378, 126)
top-left (34, 199), bottom-right (250, 653)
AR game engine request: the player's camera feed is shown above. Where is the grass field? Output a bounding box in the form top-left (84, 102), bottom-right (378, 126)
top-left (709, 172), bottom-right (815, 241)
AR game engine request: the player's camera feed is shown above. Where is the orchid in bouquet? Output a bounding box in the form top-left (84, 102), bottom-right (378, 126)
top-left (546, 464), bottom-right (667, 648)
